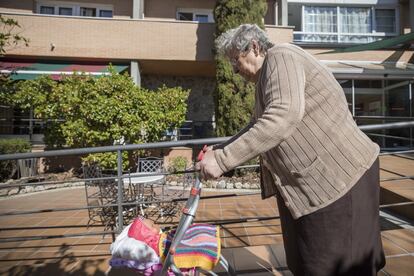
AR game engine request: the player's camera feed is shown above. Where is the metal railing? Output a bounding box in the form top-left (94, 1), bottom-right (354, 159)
top-left (0, 121), bottom-right (413, 243)
top-left (293, 31), bottom-right (395, 44)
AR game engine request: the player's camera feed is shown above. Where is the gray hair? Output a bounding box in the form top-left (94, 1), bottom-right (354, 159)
top-left (215, 24), bottom-right (274, 57)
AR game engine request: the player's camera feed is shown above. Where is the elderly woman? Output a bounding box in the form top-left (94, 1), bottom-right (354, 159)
top-left (197, 24), bottom-right (385, 275)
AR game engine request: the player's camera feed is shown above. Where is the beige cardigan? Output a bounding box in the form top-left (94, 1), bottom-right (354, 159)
top-left (214, 44), bottom-right (379, 219)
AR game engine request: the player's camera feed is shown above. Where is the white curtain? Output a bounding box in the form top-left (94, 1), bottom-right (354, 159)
top-left (340, 7), bottom-right (372, 43)
top-left (340, 7), bottom-right (371, 33)
top-left (303, 6), bottom-right (337, 42)
top-left (304, 6), bottom-right (337, 32)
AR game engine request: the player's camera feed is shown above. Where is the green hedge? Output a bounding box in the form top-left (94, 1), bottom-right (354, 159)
top-left (0, 138), bottom-right (31, 181)
top-left (213, 0), bottom-right (267, 136)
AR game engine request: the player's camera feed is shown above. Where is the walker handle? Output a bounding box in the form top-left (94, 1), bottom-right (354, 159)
top-left (197, 145), bottom-right (208, 161)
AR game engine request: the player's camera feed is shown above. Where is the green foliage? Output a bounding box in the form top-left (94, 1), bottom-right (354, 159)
top-left (0, 138), bottom-right (31, 181)
top-left (214, 0), bottom-right (266, 34)
top-left (0, 77), bottom-right (20, 104)
top-left (168, 156), bottom-right (189, 174)
top-left (0, 139), bottom-right (31, 154)
top-left (0, 15), bottom-right (29, 56)
top-left (213, 0), bottom-right (267, 136)
top-left (215, 58), bottom-right (256, 136)
top-left (4, 67), bottom-right (189, 169)
top-left (82, 152), bottom-right (129, 171)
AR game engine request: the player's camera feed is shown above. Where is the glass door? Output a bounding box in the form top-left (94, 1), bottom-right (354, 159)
top-left (383, 80), bottom-right (413, 149)
top-left (353, 80), bottom-right (385, 147)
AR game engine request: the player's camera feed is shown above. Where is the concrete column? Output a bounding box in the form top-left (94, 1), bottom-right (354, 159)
top-left (128, 0), bottom-right (143, 103)
top-left (130, 61), bottom-right (141, 87)
top-left (133, 0), bottom-right (144, 19)
top-left (273, 0), bottom-right (278, 25)
top-left (411, 0), bottom-right (414, 33)
top-left (278, 0), bottom-right (288, 26)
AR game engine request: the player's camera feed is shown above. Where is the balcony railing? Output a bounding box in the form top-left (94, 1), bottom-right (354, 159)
top-left (293, 31), bottom-right (395, 44)
top-left (0, 121), bottom-right (413, 239)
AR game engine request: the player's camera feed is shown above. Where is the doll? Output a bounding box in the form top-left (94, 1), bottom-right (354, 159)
top-left (109, 216), bottom-right (221, 275)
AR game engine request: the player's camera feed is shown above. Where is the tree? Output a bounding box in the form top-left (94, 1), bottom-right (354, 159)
top-left (0, 15), bottom-right (29, 89)
top-left (213, 0), bottom-right (267, 136)
top-left (6, 68), bottom-right (189, 169)
top-left (0, 15), bottom-right (29, 57)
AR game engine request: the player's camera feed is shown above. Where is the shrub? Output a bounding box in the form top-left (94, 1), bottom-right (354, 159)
top-left (81, 152), bottom-right (129, 171)
top-left (4, 67), bottom-right (189, 170)
top-left (0, 138), bottom-right (31, 181)
top-left (168, 156), bottom-right (189, 174)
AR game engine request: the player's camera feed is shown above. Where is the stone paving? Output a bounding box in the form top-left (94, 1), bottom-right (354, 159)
top-left (0, 155), bottom-right (413, 275)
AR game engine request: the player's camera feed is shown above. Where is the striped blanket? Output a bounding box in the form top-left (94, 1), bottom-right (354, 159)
top-left (159, 224), bottom-right (221, 270)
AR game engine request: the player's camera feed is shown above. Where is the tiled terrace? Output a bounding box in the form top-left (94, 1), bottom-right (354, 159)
top-left (0, 155), bottom-right (413, 275)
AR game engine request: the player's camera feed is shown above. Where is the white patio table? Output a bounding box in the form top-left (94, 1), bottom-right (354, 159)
top-left (122, 172), bottom-right (166, 216)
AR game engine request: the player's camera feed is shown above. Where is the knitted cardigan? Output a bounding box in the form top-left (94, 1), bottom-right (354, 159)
top-left (214, 43), bottom-right (379, 219)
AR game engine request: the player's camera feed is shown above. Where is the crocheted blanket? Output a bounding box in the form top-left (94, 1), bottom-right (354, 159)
top-left (159, 224), bottom-right (221, 270)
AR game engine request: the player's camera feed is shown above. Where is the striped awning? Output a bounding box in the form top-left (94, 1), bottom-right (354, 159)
top-left (0, 61), bottom-right (129, 80)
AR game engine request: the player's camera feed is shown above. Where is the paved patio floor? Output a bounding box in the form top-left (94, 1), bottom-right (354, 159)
top-left (0, 155), bottom-right (413, 275)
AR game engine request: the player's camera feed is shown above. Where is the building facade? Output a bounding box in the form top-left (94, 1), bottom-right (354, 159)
top-left (0, 0), bottom-right (413, 149)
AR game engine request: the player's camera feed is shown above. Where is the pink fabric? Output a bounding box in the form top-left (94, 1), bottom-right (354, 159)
top-left (110, 258), bottom-right (195, 276)
top-left (110, 258), bottom-right (167, 275)
top-left (128, 217), bottom-right (160, 255)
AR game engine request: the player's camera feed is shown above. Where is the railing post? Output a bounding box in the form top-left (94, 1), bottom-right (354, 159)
top-left (117, 150), bottom-right (124, 231)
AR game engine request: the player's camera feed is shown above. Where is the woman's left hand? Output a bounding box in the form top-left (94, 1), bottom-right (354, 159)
top-left (195, 149), bottom-right (224, 180)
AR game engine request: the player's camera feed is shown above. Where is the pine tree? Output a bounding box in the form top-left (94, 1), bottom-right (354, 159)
top-left (213, 0), bottom-right (267, 136)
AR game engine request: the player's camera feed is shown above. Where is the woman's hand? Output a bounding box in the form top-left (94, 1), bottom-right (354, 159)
top-left (195, 148), bottom-right (224, 180)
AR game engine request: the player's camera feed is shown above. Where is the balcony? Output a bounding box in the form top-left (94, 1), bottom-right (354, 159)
top-left (2, 13), bottom-right (293, 62)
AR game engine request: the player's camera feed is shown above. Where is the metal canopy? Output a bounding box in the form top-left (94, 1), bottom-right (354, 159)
top-left (322, 60), bottom-right (414, 80)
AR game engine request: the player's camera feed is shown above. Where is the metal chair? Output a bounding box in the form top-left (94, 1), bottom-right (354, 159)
top-left (125, 157), bottom-right (164, 218)
top-left (137, 157), bottom-right (165, 174)
top-left (82, 163), bottom-right (137, 232)
top-left (17, 158), bottom-right (38, 178)
top-left (135, 157), bottom-right (190, 221)
top-left (155, 169), bottom-right (192, 222)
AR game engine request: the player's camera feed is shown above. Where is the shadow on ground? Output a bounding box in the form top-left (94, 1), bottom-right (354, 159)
top-left (2, 244), bottom-right (110, 276)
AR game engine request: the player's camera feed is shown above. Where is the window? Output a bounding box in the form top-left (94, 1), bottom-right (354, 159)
top-left (59, 7), bottom-right (73, 16)
top-left (375, 9), bottom-right (396, 33)
top-left (340, 7), bottom-right (371, 33)
top-left (80, 7), bottom-right (96, 17)
top-left (296, 5), bottom-right (398, 43)
top-left (303, 6), bottom-right (337, 42)
top-left (99, 10), bottom-right (113, 18)
top-left (176, 9), bottom-right (214, 23)
top-left (36, 1), bottom-right (113, 18)
top-left (304, 6), bottom-right (337, 33)
top-left (178, 12), bottom-right (193, 21)
top-left (40, 6), bottom-right (55, 15)
top-left (195, 14), bottom-right (209, 23)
